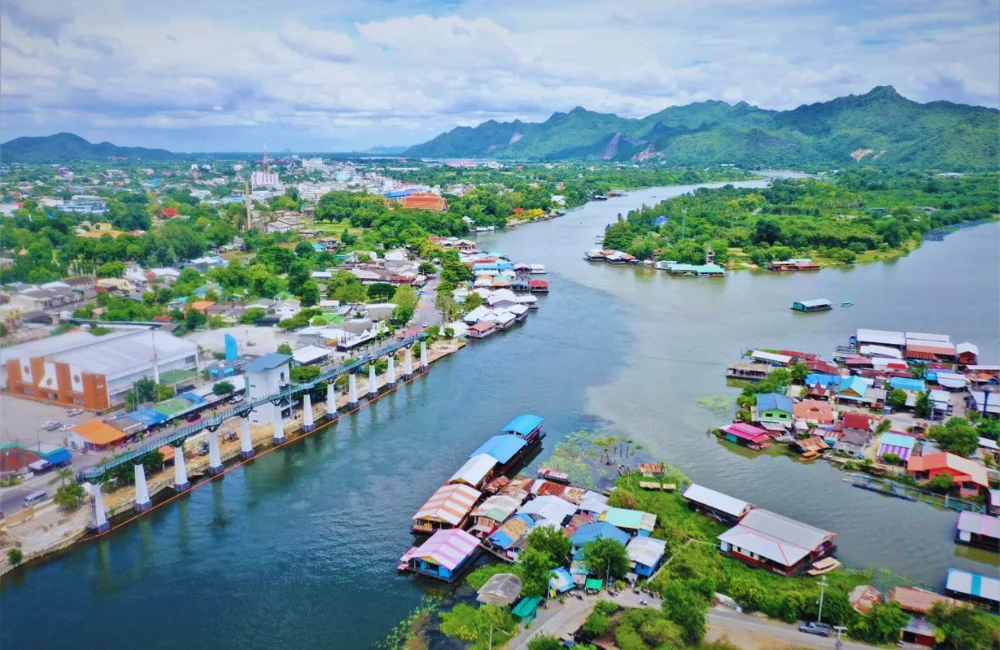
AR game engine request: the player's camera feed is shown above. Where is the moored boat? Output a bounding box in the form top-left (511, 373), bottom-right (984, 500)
top-left (537, 467), bottom-right (571, 484)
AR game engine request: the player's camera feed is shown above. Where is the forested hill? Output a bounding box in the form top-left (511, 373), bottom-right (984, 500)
top-left (405, 87), bottom-right (999, 171)
top-left (0, 133), bottom-right (175, 163)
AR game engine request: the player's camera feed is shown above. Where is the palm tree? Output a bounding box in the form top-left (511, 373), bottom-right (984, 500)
top-left (55, 467), bottom-right (73, 486)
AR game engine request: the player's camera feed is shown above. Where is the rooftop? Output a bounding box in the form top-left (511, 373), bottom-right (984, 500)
top-left (243, 353), bottom-right (293, 373)
top-left (682, 483), bottom-right (753, 519)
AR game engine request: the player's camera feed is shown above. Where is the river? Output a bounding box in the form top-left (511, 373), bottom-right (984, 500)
top-left (2, 180), bottom-right (997, 649)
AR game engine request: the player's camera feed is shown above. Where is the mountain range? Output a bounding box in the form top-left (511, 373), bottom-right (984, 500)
top-left (0, 133), bottom-right (175, 163)
top-left (404, 87), bottom-right (999, 170)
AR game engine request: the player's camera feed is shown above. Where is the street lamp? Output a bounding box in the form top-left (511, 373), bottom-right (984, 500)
top-left (816, 576), bottom-right (829, 625)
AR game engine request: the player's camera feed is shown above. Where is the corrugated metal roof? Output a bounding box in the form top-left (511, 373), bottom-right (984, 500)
top-left (449, 454), bottom-right (497, 487)
top-left (243, 353), bottom-right (292, 373)
top-left (602, 507), bottom-right (656, 532)
top-left (413, 484), bottom-right (481, 526)
top-left (502, 414), bottom-right (544, 436)
top-left (627, 536), bottom-right (666, 568)
top-left (401, 528), bottom-right (479, 571)
top-left (682, 484), bottom-right (752, 518)
top-left (957, 511), bottom-right (1000, 539)
top-left (946, 568), bottom-right (1000, 603)
top-left (471, 435), bottom-right (527, 464)
top-left (571, 522), bottom-right (630, 547)
top-left (856, 329), bottom-right (905, 347)
top-left (737, 508), bottom-right (834, 552)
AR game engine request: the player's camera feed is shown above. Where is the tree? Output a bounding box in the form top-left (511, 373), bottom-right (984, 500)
top-left (876, 418), bottom-right (892, 434)
top-left (418, 261), bottom-right (436, 276)
top-left (790, 362), bottom-right (809, 383)
top-left (518, 547), bottom-right (554, 597)
top-left (582, 538), bottom-right (630, 582)
top-left (7, 548), bottom-right (23, 566)
top-left (850, 601), bottom-right (909, 645)
top-left (914, 391), bottom-right (932, 419)
top-left (581, 611), bottom-right (610, 638)
top-left (366, 282), bottom-right (395, 302)
top-left (213, 381), bottom-right (235, 395)
top-left (185, 308), bottom-right (207, 331)
top-left (463, 291), bottom-right (484, 311)
top-left (926, 473), bottom-right (954, 493)
top-left (927, 601), bottom-right (1000, 650)
top-left (881, 452), bottom-right (903, 466)
top-left (155, 384), bottom-right (175, 402)
top-left (96, 260), bottom-right (125, 277)
top-left (392, 285), bottom-right (419, 324)
top-left (277, 343), bottom-right (293, 355)
top-left (660, 580), bottom-right (709, 645)
top-left (887, 389), bottom-right (908, 409)
top-left (54, 481), bottom-right (86, 510)
top-left (240, 307), bottom-right (267, 324)
top-left (126, 376), bottom-right (158, 409)
top-left (527, 636), bottom-right (563, 650)
top-left (298, 279), bottom-right (320, 307)
top-left (526, 525), bottom-right (572, 564)
top-left (929, 418), bottom-right (979, 456)
top-left (290, 365), bottom-right (322, 383)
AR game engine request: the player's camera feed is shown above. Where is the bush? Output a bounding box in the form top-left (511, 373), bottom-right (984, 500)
top-left (582, 611), bottom-right (610, 638)
top-left (213, 381), bottom-right (235, 395)
top-left (7, 548), bottom-right (23, 566)
top-left (54, 482), bottom-right (85, 510)
top-left (927, 473), bottom-right (954, 493)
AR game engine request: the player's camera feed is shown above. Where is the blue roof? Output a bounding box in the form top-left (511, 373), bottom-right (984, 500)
top-left (488, 514), bottom-right (534, 549)
top-left (472, 435), bottom-right (528, 464)
top-left (549, 567), bottom-right (575, 593)
top-left (243, 353), bottom-right (292, 373)
top-left (178, 391), bottom-right (206, 404)
top-left (131, 408), bottom-right (169, 426)
top-left (41, 447), bottom-right (71, 464)
top-left (837, 376), bottom-right (871, 396)
top-left (501, 414), bottom-right (544, 437)
top-left (889, 377), bottom-right (926, 392)
top-left (805, 373), bottom-right (841, 388)
top-left (880, 432), bottom-right (918, 449)
top-left (756, 393), bottom-right (793, 413)
top-left (571, 521), bottom-right (630, 547)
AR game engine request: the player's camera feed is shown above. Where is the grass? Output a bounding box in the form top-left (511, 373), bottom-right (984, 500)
top-left (311, 221), bottom-right (364, 237)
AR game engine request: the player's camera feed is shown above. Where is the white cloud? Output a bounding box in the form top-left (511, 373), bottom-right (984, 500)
top-left (0, 0), bottom-right (997, 150)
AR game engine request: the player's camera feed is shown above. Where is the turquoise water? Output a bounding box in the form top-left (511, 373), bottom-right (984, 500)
top-left (2, 182), bottom-right (997, 649)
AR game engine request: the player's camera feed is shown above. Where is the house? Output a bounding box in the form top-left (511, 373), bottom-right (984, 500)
top-left (517, 495), bottom-right (576, 528)
top-left (718, 423), bottom-right (770, 450)
top-left (794, 400), bottom-right (834, 425)
top-left (718, 509), bottom-right (837, 576)
top-left (756, 393), bottom-right (793, 424)
top-left (398, 529), bottom-right (480, 582)
top-left (447, 454), bottom-right (498, 490)
top-left (887, 586), bottom-right (957, 615)
top-left (469, 495), bottom-right (522, 536)
top-left (682, 483), bottom-right (754, 525)
top-left (189, 300), bottom-right (216, 313)
top-left (877, 432), bottom-right (919, 463)
top-left (889, 377), bottom-right (926, 393)
top-left (570, 522), bottom-right (630, 554)
top-left (848, 585), bottom-right (882, 615)
top-left (956, 342), bottom-right (979, 365)
top-left (955, 511), bottom-right (1000, 550)
top-left (468, 321), bottom-right (497, 339)
top-left (907, 452), bottom-right (990, 495)
top-left (67, 419), bottom-right (128, 451)
top-left (836, 376), bottom-right (873, 402)
top-left (600, 507), bottom-right (656, 537)
top-left (833, 430), bottom-right (869, 456)
top-left (627, 536), bottom-right (667, 577)
top-left (399, 192), bottom-right (447, 211)
top-left (841, 412), bottom-right (876, 433)
top-left (750, 350), bottom-right (792, 366)
top-left (487, 513), bottom-right (535, 556)
top-left (945, 568), bottom-right (999, 611)
top-left (899, 618), bottom-right (938, 648)
top-left (272, 299), bottom-right (301, 321)
top-left (990, 489), bottom-right (1000, 516)
top-left (412, 483), bottom-right (481, 533)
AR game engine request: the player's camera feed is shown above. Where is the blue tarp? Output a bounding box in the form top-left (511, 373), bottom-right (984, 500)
top-left (41, 447), bottom-right (71, 465)
top-left (570, 521), bottom-right (630, 548)
top-left (488, 514), bottom-right (534, 550)
top-left (131, 408), bottom-right (169, 427)
top-left (472, 435), bottom-right (527, 464)
top-left (889, 377), bottom-right (926, 392)
top-left (178, 391), bottom-right (206, 404)
top-left (756, 393), bottom-right (793, 413)
top-left (501, 414), bottom-right (544, 437)
top-left (805, 373), bottom-right (841, 388)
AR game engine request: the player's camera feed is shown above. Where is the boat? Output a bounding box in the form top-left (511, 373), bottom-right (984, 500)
top-left (806, 557), bottom-right (843, 576)
top-left (537, 467), bottom-right (571, 484)
top-left (592, 195), bottom-right (608, 201)
top-left (840, 301), bottom-right (854, 307)
top-left (791, 299), bottom-right (833, 313)
top-left (800, 450), bottom-right (821, 461)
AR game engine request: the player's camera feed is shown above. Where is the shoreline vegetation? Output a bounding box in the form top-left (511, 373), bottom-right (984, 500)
top-left (599, 169), bottom-right (999, 269)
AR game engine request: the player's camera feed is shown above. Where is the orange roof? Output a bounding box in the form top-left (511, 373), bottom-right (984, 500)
top-left (400, 192), bottom-right (448, 211)
top-left (887, 586), bottom-right (957, 614)
top-left (159, 445), bottom-right (175, 462)
top-left (907, 452), bottom-right (989, 488)
top-left (793, 400), bottom-right (834, 423)
top-left (72, 419), bottom-right (128, 446)
top-left (190, 300), bottom-right (216, 312)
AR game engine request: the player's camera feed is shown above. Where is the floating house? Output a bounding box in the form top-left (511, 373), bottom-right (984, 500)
top-left (887, 586), bottom-right (957, 615)
top-left (907, 452), bottom-right (990, 496)
top-left (528, 279), bottom-right (549, 293)
top-left (956, 342), bottom-right (979, 365)
top-left (791, 299), bottom-right (832, 313)
top-left (666, 263), bottom-right (725, 278)
top-left (468, 321), bottom-right (498, 339)
top-left (750, 350), bottom-right (792, 366)
top-left (500, 413), bottom-right (545, 442)
top-left (398, 528), bottom-right (480, 582)
top-left (412, 483), bottom-right (482, 533)
top-left (448, 454), bottom-right (499, 489)
top-left (627, 536), bottom-right (667, 577)
top-left (487, 513), bottom-right (535, 558)
top-left (855, 328), bottom-right (907, 349)
top-left (718, 509), bottom-right (836, 576)
top-left (770, 258), bottom-right (820, 272)
top-left (718, 423), bottom-right (771, 450)
top-left (945, 568), bottom-right (1000, 611)
top-left (955, 511), bottom-right (1000, 550)
top-left (682, 484), bottom-right (754, 525)
top-left (877, 432), bottom-right (919, 463)
top-left (756, 393), bottom-right (793, 424)
top-left (471, 435), bottom-right (530, 473)
top-left (470, 495), bottom-right (522, 536)
top-left (518, 495), bottom-right (576, 528)
top-left (600, 507), bottom-right (656, 537)
top-left (726, 363), bottom-right (770, 382)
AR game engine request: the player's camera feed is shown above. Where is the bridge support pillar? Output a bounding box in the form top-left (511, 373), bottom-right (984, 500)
top-left (273, 409), bottom-right (286, 445)
top-left (326, 381), bottom-right (338, 421)
top-left (404, 347), bottom-right (413, 379)
top-left (134, 464), bottom-right (151, 512)
top-left (420, 342), bottom-right (429, 371)
top-left (386, 356), bottom-right (397, 388)
top-left (302, 393), bottom-right (315, 432)
top-left (208, 429), bottom-right (223, 475)
top-left (240, 418), bottom-right (255, 459)
top-left (174, 447), bottom-right (190, 492)
top-left (348, 374), bottom-right (359, 409)
top-left (368, 364), bottom-right (378, 398)
top-left (88, 482), bottom-right (110, 533)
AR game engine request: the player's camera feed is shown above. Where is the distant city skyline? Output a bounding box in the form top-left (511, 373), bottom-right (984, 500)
top-left (1, 0), bottom-right (998, 151)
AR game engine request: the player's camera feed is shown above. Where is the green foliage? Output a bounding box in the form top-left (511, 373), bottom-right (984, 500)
top-left (582, 537), bottom-right (631, 581)
top-left (438, 604), bottom-right (515, 650)
top-left (277, 343), bottom-right (293, 355)
top-left (213, 381), bottom-right (235, 395)
top-left (418, 261), bottom-right (436, 276)
top-left (790, 362), bottom-right (809, 383)
top-left (96, 260), bottom-right (125, 277)
top-left (125, 376), bottom-right (158, 409)
top-left (518, 547), bottom-right (554, 597)
top-left (929, 417), bottom-right (979, 456)
top-left (882, 452), bottom-right (903, 466)
top-left (327, 270), bottom-right (367, 304)
top-left (927, 601), bottom-right (1000, 650)
top-left (463, 291), bottom-right (484, 311)
top-left (526, 636), bottom-right (563, 650)
top-left (7, 548), bottom-right (24, 566)
top-left (849, 601), bottom-right (910, 644)
top-left (582, 611), bottom-right (610, 638)
top-left (887, 389), bottom-right (908, 409)
top-left (926, 473), bottom-right (954, 493)
top-left (659, 580), bottom-right (709, 645)
top-left (392, 285), bottom-right (419, 324)
top-left (298, 279), bottom-right (320, 308)
top-left (367, 282), bottom-right (396, 302)
top-left (290, 365), bottom-right (322, 383)
top-left (55, 481), bottom-right (86, 510)
top-left (526, 525), bottom-right (572, 564)
top-left (465, 563), bottom-right (520, 591)
top-left (736, 368), bottom-right (792, 410)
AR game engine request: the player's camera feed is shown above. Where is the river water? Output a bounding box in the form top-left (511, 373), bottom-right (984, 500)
top-left (2, 181), bottom-right (997, 649)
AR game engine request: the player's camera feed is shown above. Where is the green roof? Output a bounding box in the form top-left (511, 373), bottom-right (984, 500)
top-left (602, 507), bottom-right (644, 530)
top-left (585, 578), bottom-right (604, 591)
top-left (511, 596), bottom-right (543, 618)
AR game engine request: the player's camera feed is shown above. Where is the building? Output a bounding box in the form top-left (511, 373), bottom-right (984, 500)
top-left (600, 507), bottom-right (656, 537)
top-left (756, 393), bottom-right (793, 424)
top-left (794, 400), bottom-right (835, 425)
top-left (956, 342), bottom-right (979, 365)
top-left (837, 376), bottom-right (873, 402)
top-left (67, 419), bottom-right (129, 451)
top-left (749, 350), bottom-right (792, 366)
top-left (877, 432), bottom-right (919, 463)
top-left (718, 423), bottom-right (770, 450)
top-left (718, 509), bottom-right (836, 576)
top-left (243, 353), bottom-right (292, 427)
top-left (251, 170), bottom-right (281, 190)
top-left (955, 511), bottom-right (1000, 549)
top-left (627, 536), bottom-right (667, 577)
top-left (412, 483), bottom-right (482, 533)
top-left (887, 586), bottom-right (957, 615)
top-left (399, 192), bottom-right (447, 211)
top-left (682, 483), bottom-right (754, 525)
top-left (945, 568), bottom-right (999, 611)
top-left (2, 329), bottom-right (198, 410)
top-left (447, 454), bottom-right (498, 490)
top-left (906, 452), bottom-right (990, 495)
top-left (570, 522), bottom-right (630, 554)
top-left (398, 528), bottom-right (480, 582)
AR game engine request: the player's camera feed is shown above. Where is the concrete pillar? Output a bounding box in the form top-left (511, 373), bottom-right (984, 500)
top-left (174, 447), bottom-right (190, 492)
top-left (348, 373), bottom-right (359, 408)
top-left (326, 381), bottom-right (338, 420)
top-left (368, 364), bottom-right (378, 398)
top-left (134, 464), bottom-right (151, 512)
top-left (208, 430), bottom-right (223, 475)
top-left (302, 393), bottom-right (314, 431)
top-left (404, 347), bottom-right (414, 379)
top-left (420, 342), bottom-right (429, 370)
top-left (240, 417), bottom-right (255, 459)
top-left (88, 482), bottom-right (109, 533)
top-left (387, 356), bottom-right (397, 388)
top-left (273, 408), bottom-right (286, 445)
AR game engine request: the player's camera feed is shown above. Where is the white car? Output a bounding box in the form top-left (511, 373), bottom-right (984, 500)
top-left (230, 395), bottom-right (244, 404)
top-left (66, 408), bottom-right (84, 417)
top-left (41, 421), bottom-right (61, 431)
top-left (59, 423), bottom-right (74, 431)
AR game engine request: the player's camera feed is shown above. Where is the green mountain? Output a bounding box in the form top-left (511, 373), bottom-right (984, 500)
top-left (405, 87), bottom-right (999, 170)
top-left (0, 133), bottom-right (175, 163)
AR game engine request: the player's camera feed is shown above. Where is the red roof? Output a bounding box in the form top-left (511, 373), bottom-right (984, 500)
top-left (470, 321), bottom-right (494, 333)
top-left (400, 192), bottom-right (447, 211)
top-left (163, 208), bottom-right (178, 217)
top-left (722, 423), bottom-right (770, 443)
top-left (780, 350), bottom-right (817, 360)
top-left (842, 412), bottom-right (875, 431)
top-left (805, 360), bottom-right (840, 375)
top-left (528, 279), bottom-right (548, 288)
top-left (907, 452), bottom-right (989, 488)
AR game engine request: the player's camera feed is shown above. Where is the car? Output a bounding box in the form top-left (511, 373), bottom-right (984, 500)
top-left (66, 408), bottom-right (84, 417)
top-left (59, 423), bottom-right (73, 431)
top-left (41, 421), bottom-right (61, 431)
top-left (185, 412), bottom-right (202, 422)
top-left (230, 395), bottom-right (244, 404)
top-left (798, 622), bottom-right (831, 637)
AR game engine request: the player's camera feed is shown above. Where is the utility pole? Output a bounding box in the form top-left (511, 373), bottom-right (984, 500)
top-left (816, 576), bottom-right (829, 624)
top-left (681, 208), bottom-right (687, 240)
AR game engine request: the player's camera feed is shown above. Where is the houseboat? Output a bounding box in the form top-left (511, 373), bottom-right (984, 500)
top-left (791, 299), bottom-right (833, 313)
top-left (529, 264), bottom-right (546, 274)
top-left (717, 423), bottom-right (771, 450)
top-left (467, 320), bottom-right (498, 339)
top-left (499, 413), bottom-right (545, 444)
top-left (682, 483), bottom-right (754, 526)
top-left (954, 511), bottom-right (1000, 550)
top-left (666, 263), bottom-right (725, 278)
top-left (537, 467), bottom-right (571, 484)
top-left (518, 294), bottom-right (539, 310)
top-left (528, 279), bottom-right (549, 294)
top-left (592, 195), bottom-right (609, 201)
top-left (718, 509), bottom-right (837, 576)
top-left (945, 568), bottom-right (1000, 611)
top-left (411, 483), bottom-right (482, 533)
top-left (398, 528), bottom-right (481, 582)
top-left (585, 249), bottom-right (606, 262)
top-left (494, 311), bottom-right (517, 330)
top-left (769, 258), bottom-right (821, 272)
top-left (726, 363), bottom-right (770, 382)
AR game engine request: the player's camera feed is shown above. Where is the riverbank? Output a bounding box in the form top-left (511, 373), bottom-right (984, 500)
top-left (0, 338), bottom-right (464, 577)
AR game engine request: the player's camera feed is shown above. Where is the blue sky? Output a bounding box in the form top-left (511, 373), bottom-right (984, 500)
top-left (1, 0), bottom-right (997, 152)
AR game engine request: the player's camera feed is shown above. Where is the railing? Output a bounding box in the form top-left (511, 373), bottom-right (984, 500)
top-left (77, 333), bottom-right (428, 481)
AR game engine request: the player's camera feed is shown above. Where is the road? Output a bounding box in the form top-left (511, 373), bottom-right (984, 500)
top-left (509, 590), bottom-right (880, 650)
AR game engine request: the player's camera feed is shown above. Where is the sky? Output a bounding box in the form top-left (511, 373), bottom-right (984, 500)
top-left (1, 0), bottom-right (998, 152)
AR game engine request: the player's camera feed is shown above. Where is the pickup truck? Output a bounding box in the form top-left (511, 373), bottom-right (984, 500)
top-left (798, 622), bottom-right (832, 637)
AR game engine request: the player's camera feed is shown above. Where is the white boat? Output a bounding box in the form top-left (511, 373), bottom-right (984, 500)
top-left (530, 264), bottom-right (546, 274)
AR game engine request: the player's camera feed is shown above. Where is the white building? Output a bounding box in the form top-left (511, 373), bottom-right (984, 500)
top-left (243, 353), bottom-right (292, 426)
top-left (251, 170), bottom-right (281, 191)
